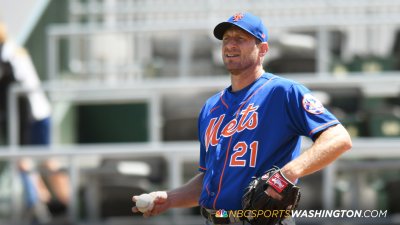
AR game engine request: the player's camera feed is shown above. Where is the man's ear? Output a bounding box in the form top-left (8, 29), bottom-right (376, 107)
top-left (259, 42), bottom-right (269, 57)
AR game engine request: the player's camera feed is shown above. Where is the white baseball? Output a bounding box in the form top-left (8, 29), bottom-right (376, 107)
top-left (136, 194), bottom-right (155, 213)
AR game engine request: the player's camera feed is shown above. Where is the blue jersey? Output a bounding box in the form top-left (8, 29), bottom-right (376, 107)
top-left (197, 73), bottom-right (340, 210)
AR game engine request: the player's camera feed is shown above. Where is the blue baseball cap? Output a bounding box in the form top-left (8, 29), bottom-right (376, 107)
top-left (214, 12), bottom-right (268, 42)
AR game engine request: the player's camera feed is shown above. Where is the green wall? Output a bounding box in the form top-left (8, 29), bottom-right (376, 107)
top-left (25, 0), bottom-right (68, 80)
top-left (77, 103), bottom-right (149, 143)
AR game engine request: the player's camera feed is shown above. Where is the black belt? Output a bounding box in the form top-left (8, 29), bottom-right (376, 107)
top-left (200, 207), bottom-right (245, 224)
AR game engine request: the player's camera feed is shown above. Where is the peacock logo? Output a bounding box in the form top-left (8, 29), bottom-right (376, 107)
top-left (215, 209), bottom-right (228, 218)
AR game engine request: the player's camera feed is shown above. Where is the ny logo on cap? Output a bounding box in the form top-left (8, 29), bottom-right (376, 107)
top-left (232, 13), bottom-right (244, 22)
top-left (262, 34), bottom-right (266, 39)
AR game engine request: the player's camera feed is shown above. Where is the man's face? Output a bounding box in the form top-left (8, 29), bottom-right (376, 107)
top-left (222, 26), bottom-right (261, 74)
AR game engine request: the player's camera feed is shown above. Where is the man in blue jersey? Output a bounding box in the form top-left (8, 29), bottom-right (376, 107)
top-left (132, 12), bottom-right (352, 225)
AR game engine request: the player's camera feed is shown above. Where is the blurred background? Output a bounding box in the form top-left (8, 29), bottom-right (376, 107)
top-left (1, 0), bottom-right (400, 225)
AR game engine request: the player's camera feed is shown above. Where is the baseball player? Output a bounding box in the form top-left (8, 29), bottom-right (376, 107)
top-left (132, 12), bottom-right (352, 225)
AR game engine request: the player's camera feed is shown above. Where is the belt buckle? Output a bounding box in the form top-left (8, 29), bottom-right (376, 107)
top-left (201, 207), bottom-right (212, 221)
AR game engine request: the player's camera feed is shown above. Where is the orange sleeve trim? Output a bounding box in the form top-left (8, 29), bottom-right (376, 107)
top-left (309, 120), bottom-right (339, 136)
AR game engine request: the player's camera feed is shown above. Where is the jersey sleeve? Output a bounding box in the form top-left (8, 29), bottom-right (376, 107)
top-left (286, 84), bottom-right (340, 140)
top-left (198, 105), bottom-right (207, 172)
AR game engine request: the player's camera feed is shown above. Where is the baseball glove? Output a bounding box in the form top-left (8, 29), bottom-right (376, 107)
top-left (242, 167), bottom-right (301, 225)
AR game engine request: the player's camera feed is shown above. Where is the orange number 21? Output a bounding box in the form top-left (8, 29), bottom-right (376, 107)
top-left (230, 141), bottom-right (258, 167)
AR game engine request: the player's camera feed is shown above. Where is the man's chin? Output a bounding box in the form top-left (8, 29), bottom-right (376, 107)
top-left (224, 64), bottom-right (241, 74)
top-left (227, 69), bottom-right (242, 75)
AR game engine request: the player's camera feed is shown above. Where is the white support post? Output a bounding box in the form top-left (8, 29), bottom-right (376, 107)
top-left (316, 26), bottom-right (331, 77)
top-left (68, 156), bottom-right (79, 224)
top-left (10, 158), bottom-right (20, 224)
top-left (149, 94), bottom-right (162, 143)
top-left (7, 86), bottom-right (19, 148)
top-left (322, 162), bottom-right (336, 210)
top-left (47, 34), bottom-right (59, 80)
top-left (179, 34), bottom-right (193, 78)
top-left (168, 155), bottom-right (185, 224)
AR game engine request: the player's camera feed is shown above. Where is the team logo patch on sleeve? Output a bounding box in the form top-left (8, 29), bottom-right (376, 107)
top-left (302, 93), bottom-right (325, 114)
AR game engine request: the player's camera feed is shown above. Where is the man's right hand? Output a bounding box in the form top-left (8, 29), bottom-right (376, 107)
top-left (132, 191), bottom-right (169, 218)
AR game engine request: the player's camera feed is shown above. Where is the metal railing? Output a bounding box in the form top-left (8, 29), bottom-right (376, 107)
top-left (0, 142), bottom-right (200, 224)
top-left (1, 139), bottom-right (400, 224)
top-left (46, 0), bottom-right (400, 82)
top-left (3, 81), bottom-right (400, 224)
top-left (69, 0), bottom-right (400, 27)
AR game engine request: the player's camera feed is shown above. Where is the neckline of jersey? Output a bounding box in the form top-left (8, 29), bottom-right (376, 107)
top-left (225, 73), bottom-right (273, 99)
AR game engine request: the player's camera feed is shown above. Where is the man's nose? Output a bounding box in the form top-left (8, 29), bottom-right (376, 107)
top-left (224, 40), bottom-right (238, 49)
